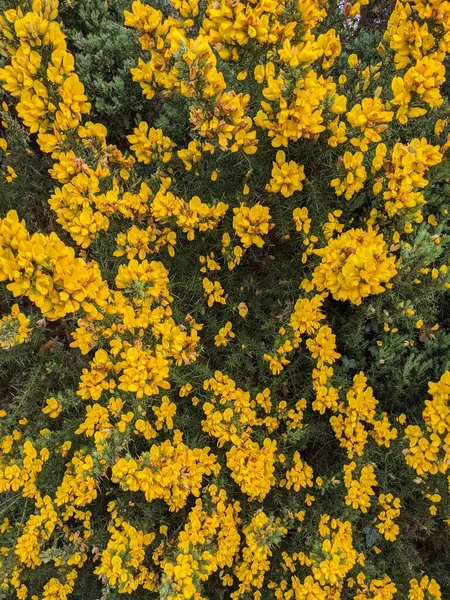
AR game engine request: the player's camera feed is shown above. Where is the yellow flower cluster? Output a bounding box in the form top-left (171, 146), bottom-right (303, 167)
top-left (0, 4), bottom-right (136, 247)
top-left (266, 150), bottom-right (306, 198)
top-left (201, 372), bottom-right (281, 500)
top-left (254, 39), bottom-right (345, 147)
top-left (203, 0), bottom-right (289, 51)
top-left (290, 295), bottom-right (326, 337)
top-left (226, 438), bottom-right (277, 501)
top-left (0, 303), bottom-right (32, 350)
top-left (232, 512), bottom-right (287, 598)
top-left (214, 321), bottom-right (235, 347)
top-left (350, 574), bottom-right (398, 600)
top-left (114, 223), bottom-right (177, 261)
top-left (15, 495), bottom-right (59, 569)
top-left (0, 0), bottom-right (449, 597)
top-left (95, 515), bottom-right (156, 593)
top-left (404, 371), bottom-right (450, 476)
top-left (281, 451), bottom-right (314, 492)
top-left (330, 372), bottom-right (398, 458)
top-left (158, 486), bottom-right (241, 598)
top-left (42, 397), bottom-right (63, 419)
top-left (377, 493), bottom-right (401, 542)
top-left (331, 151), bottom-right (367, 199)
top-left (310, 515), bottom-right (359, 589)
top-left (201, 371), bottom-right (258, 445)
top-left (0, 439), bottom-right (49, 496)
top-left (127, 122), bottom-right (173, 164)
top-left (375, 138), bottom-right (443, 218)
top-left (203, 277), bottom-right (226, 307)
top-left (343, 461), bottom-right (377, 512)
top-left (346, 97), bottom-right (393, 151)
top-left (312, 227), bottom-right (398, 305)
top-left (408, 576), bottom-right (442, 600)
top-left (111, 431), bottom-right (220, 511)
top-left (0, 210), bottom-right (108, 320)
top-left (232, 203), bottom-right (272, 249)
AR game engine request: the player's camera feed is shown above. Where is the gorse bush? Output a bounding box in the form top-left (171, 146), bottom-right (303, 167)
top-left (58, 0), bottom-right (146, 142)
top-left (0, 0), bottom-right (449, 599)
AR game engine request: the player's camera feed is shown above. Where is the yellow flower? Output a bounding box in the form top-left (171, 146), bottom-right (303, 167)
top-left (202, 277), bottom-right (226, 307)
top-left (237, 302), bottom-right (248, 318)
top-left (330, 151), bottom-right (367, 200)
top-left (127, 121), bottom-right (173, 164)
top-left (348, 53), bottom-right (359, 68)
top-left (232, 203), bottom-right (271, 248)
top-left (376, 493), bottom-right (401, 541)
top-left (312, 227), bottom-right (397, 305)
top-left (281, 451), bottom-right (314, 491)
top-left (343, 462), bottom-right (377, 513)
top-left (266, 150), bottom-right (305, 197)
top-left (214, 321), bottom-right (235, 347)
top-left (0, 304), bottom-right (32, 349)
top-left (152, 395), bottom-right (177, 430)
top-left (42, 397), bottom-right (62, 419)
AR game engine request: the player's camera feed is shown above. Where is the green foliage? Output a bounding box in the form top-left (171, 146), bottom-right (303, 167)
top-left (59, 0), bottom-right (146, 142)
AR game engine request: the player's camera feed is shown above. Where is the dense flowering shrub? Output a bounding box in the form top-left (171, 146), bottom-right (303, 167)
top-left (0, 0), bottom-right (449, 599)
